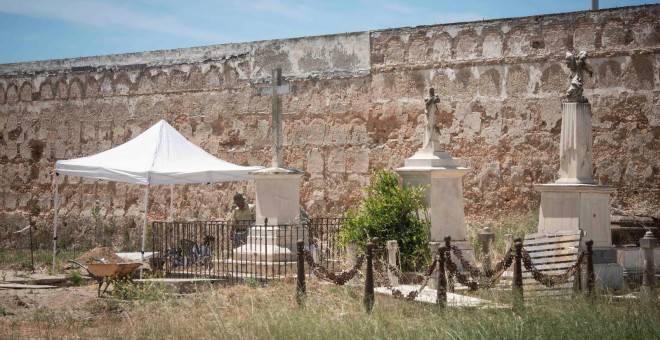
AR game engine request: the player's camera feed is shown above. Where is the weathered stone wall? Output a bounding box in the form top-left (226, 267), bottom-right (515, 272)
top-left (1, 5), bottom-right (658, 238)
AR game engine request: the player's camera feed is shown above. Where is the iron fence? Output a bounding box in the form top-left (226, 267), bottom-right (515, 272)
top-left (150, 218), bottom-right (346, 282)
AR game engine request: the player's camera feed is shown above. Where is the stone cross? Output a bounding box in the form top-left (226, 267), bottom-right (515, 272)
top-left (423, 87), bottom-right (441, 150)
top-left (259, 68), bottom-right (295, 168)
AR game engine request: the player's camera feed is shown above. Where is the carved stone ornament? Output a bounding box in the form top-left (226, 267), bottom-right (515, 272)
top-left (423, 87), bottom-right (441, 150)
top-left (565, 51), bottom-right (593, 103)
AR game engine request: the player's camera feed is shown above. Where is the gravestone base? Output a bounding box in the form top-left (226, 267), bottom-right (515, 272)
top-left (232, 167), bottom-right (306, 277)
top-left (396, 149), bottom-right (470, 242)
top-left (535, 183), bottom-right (615, 248)
top-left (536, 183), bottom-right (622, 289)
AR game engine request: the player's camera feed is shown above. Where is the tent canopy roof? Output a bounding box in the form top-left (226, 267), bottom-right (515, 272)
top-left (55, 120), bottom-right (263, 185)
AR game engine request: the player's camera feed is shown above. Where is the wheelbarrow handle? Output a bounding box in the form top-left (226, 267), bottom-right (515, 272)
top-left (67, 260), bottom-right (94, 277)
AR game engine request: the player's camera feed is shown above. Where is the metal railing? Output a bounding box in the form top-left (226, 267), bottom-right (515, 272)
top-left (150, 218), bottom-right (346, 282)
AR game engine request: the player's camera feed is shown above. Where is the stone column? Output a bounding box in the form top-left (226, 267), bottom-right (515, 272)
top-left (640, 231), bottom-right (657, 302)
top-left (427, 241), bottom-right (442, 289)
top-left (557, 102), bottom-right (595, 184)
top-left (346, 242), bottom-right (359, 284)
top-left (386, 240), bottom-right (399, 286)
top-left (478, 227), bottom-right (495, 273)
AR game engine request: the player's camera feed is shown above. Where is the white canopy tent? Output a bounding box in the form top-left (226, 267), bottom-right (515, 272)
top-left (53, 120), bottom-right (263, 273)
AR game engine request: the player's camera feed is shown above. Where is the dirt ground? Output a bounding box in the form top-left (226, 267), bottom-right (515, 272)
top-left (0, 274), bottom-right (98, 318)
top-left (0, 269), bottom-right (123, 338)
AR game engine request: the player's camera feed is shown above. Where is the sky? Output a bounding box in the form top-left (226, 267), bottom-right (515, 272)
top-left (0, 0), bottom-right (657, 64)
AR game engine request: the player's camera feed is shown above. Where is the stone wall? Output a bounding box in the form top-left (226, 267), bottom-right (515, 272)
top-left (1, 5), bottom-right (658, 238)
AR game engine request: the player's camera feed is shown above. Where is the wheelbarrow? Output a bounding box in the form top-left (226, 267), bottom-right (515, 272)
top-left (68, 260), bottom-right (142, 297)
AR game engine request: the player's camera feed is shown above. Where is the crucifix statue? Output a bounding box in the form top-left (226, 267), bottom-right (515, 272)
top-left (260, 68), bottom-right (295, 168)
top-left (423, 87), bottom-right (441, 150)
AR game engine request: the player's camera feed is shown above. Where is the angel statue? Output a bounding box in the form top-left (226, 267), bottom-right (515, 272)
top-left (423, 87), bottom-right (441, 150)
top-left (565, 51), bottom-right (593, 103)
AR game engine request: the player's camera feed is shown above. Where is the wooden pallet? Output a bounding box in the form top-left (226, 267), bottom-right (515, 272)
top-left (521, 230), bottom-right (584, 299)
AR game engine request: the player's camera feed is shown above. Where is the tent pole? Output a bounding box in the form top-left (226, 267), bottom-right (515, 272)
top-left (169, 184), bottom-right (174, 222)
top-left (140, 185), bottom-right (149, 279)
top-left (52, 179), bottom-right (59, 270)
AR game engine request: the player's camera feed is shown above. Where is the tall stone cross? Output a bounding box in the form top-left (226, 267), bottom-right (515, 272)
top-left (259, 68), bottom-right (295, 168)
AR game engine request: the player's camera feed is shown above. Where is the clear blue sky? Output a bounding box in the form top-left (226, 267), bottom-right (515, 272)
top-left (0, 0), bottom-right (656, 64)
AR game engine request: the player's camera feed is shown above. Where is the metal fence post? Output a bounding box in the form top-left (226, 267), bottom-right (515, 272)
top-left (364, 241), bottom-right (375, 313)
top-left (444, 235), bottom-right (454, 292)
top-left (585, 240), bottom-right (595, 297)
top-left (640, 231), bottom-right (657, 302)
top-left (478, 227), bottom-right (495, 273)
top-left (437, 246), bottom-right (447, 307)
top-left (296, 240), bottom-right (306, 307)
top-left (513, 240), bottom-right (524, 311)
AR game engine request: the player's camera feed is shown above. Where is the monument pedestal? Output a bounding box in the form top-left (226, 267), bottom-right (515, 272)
top-left (535, 184), bottom-right (615, 249)
top-left (396, 147), bottom-right (469, 243)
top-left (231, 167), bottom-right (306, 277)
top-left (396, 146), bottom-right (475, 271)
top-left (535, 101), bottom-right (621, 289)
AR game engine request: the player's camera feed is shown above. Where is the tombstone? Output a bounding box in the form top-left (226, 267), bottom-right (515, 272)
top-left (231, 68), bottom-right (305, 277)
top-left (534, 51), bottom-right (621, 289)
top-left (396, 88), bottom-right (473, 262)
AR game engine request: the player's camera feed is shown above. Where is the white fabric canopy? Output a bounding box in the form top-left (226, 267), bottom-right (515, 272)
top-left (55, 119), bottom-right (262, 184)
top-left (52, 120), bottom-right (263, 275)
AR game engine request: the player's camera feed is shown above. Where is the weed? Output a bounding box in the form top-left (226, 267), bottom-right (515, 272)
top-left (244, 277), bottom-right (259, 288)
top-left (110, 276), bottom-right (173, 302)
top-left (67, 270), bottom-right (85, 286)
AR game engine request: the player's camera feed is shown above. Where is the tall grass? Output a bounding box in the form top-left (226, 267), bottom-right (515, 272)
top-left (3, 280), bottom-right (658, 339)
top-left (467, 211), bottom-right (539, 258)
top-left (0, 249), bottom-right (83, 273)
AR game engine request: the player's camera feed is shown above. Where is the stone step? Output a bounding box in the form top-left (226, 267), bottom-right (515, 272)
top-left (225, 259), bottom-right (304, 277)
top-left (233, 244), bottom-right (297, 262)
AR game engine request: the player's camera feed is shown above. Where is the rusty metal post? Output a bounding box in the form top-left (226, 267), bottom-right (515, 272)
top-left (364, 241), bottom-right (375, 313)
top-left (296, 240), bottom-right (306, 307)
top-left (640, 231), bottom-right (657, 302)
top-left (585, 240), bottom-right (595, 297)
top-left (29, 217), bottom-right (35, 273)
top-left (513, 240), bottom-right (524, 310)
top-left (478, 227), bottom-right (495, 273)
top-left (444, 235), bottom-right (454, 292)
top-left (436, 246), bottom-right (447, 307)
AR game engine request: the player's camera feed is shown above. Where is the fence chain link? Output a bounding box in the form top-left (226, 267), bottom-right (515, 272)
top-left (303, 250), bottom-right (365, 285)
top-left (444, 246), bottom-right (515, 289)
top-left (373, 256), bottom-right (437, 301)
top-left (521, 249), bottom-right (586, 287)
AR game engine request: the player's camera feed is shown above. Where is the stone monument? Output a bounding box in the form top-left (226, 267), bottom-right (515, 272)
top-left (232, 68), bottom-right (305, 276)
top-left (534, 51), bottom-right (620, 288)
top-left (396, 88), bottom-right (471, 257)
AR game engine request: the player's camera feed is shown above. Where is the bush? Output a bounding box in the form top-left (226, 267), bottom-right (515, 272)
top-left (67, 270), bottom-right (85, 286)
top-left (342, 170), bottom-right (431, 271)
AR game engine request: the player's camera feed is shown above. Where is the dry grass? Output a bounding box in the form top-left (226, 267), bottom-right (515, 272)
top-left (2, 278), bottom-right (658, 339)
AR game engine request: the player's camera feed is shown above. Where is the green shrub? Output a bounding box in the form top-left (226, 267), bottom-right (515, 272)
top-left (67, 270), bottom-right (85, 286)
top-left (342, 170), bottom-right (431, 271)
top-left (244, 277), bottom-right (259, 288)
top-left (110, 276), bottom-right (173, 302)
